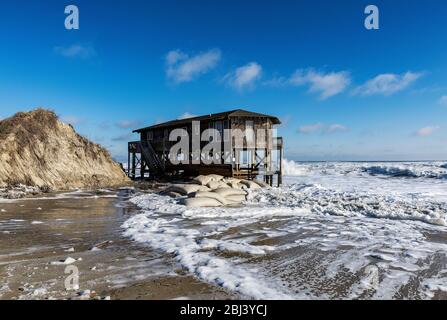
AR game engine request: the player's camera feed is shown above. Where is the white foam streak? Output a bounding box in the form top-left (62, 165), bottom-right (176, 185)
top-left (123, 194), bottom-right (292, 299)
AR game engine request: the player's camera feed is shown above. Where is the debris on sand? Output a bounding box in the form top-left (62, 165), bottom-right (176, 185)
top-left (89, 240), bottom-right (113, 251)
top-left (0, 185), bottom-right (42, 199)
top-left (49, 257), bottom-right (77, 265)
top-left (74, 290), bottom-right (111, 300)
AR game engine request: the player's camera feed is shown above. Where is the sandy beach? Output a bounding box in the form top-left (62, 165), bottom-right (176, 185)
top-left (0, 189), bottom-right (234, 300)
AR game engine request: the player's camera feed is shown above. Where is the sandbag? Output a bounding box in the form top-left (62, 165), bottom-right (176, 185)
top-left (240, 180), bottom-right (261, 189)
top-left (227, 181), bottom-right (245, 189)
top-left (192, 175), bottom-right (214, 186)
top-left (194, 191), bottom-right (229, 205)
top-left (183, 197), bottom-right (223, 207)
top-left (213, 188), bottom-right (247, 197)
top-left (223, 177), bottom-right (241, 184)
top-left (252, 179), bottom-right (269, 188)
top-left (225, 194), bottom-right (247, 203)
top-left (207, 180), bottom-right (230, 190)
top-left (166, 184), bottom-right (208, 195)
top-left (207, 174), bottom-right (224, 182)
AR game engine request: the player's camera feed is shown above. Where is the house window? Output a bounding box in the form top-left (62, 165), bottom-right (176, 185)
top-left (223, 120), bottom-right (230, 141)
top-left (215, 121), bottom-right (223, 140)
top-left (246, 121), bottom-right (254, 145)
top-left (207, 121), bottom-right (223, 141)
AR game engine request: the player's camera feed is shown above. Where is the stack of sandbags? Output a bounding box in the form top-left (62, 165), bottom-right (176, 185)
top-left (183, 188), bottom-right (249, 207)
top-left (192, 174), bottom-right (224, 186)
top-left (159, 174), bottom-right (269, 207)
top-left (160, 183), bottom-right (211, 198)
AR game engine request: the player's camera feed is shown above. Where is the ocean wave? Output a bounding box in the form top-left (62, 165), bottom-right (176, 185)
top-left (282, 159), bottom-right (447, 180)
top-left (247, 183), bottom-right (447, 226)
top-left (282, 159), bottom-right (309, 176)
top-left (362, 165), bottom-right (447, 179)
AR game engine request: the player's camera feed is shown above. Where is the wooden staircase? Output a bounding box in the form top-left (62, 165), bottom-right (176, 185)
top-left (138, 141), bottom-right (165, 176)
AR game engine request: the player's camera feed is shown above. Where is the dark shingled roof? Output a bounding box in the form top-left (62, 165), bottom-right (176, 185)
top-left (133, 109), bottom-right (281, 132)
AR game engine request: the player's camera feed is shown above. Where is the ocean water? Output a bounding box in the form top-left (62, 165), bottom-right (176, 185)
top-left (122, 161), bottom-right (447, 299)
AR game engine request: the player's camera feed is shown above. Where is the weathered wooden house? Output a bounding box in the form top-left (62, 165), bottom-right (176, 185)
top-left (128, 109), bottom-right (283, 185)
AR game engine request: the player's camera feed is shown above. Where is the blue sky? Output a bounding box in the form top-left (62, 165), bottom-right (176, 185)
top-left (0, 0), bottom-right (446, 161)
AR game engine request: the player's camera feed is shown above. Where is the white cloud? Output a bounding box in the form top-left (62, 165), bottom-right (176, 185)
top-left (112, 133), bottom-right (135, 142)
top-left (166, 49), bottom-right (221, 83)
top-left (54, 44), bottom-right (96, 59)
top-left (262, 76), bottom-right (288, 87)
top-left (223, 62), bottom-right (262, 91)
top-left (178, 112), bottom-right (197, 120)
top-left (115, 120), bottom-right (142, 129)
top-left (289, 69), bottom-right (351, 99)
top-left (353, 71), bottom-right (423, 96)
top-left (165, 50), bottom-right (188, 65)
top-left (327, 124), bottom-right (348, 133)
top-left (416, 126), bottom-right (439, 137)
top-left (438, 95), bottom-right (447, 106)
top-left (298, 123), bottom-right (348, 134)
top-left (297, 123), bottom-right (324, 134)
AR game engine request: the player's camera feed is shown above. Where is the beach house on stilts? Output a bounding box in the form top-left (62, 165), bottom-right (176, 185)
top-left (127, 109), bottom-right (283, 186)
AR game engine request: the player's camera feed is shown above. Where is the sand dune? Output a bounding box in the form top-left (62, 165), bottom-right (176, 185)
top-left (0, 109), bottom-right (129, 192)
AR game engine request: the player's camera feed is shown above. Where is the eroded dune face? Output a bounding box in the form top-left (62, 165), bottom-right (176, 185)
top-left (0, 109), bottom-right (130, 191)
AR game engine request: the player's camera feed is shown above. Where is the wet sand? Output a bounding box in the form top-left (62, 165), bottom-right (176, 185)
top-left (2, 186), bottom-right (447, 300)
top-left (0, 189), bottom-right (235, 300)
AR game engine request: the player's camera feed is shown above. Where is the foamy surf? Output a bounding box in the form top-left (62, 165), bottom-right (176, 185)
top-left (122, 193), bottom-right (295, 299)
top-left (282, 160), bottom-right (447, 180)
top-left (122, 161), bottom-right (447, 299)
top-left (248, 183), bottom-right (447, 226)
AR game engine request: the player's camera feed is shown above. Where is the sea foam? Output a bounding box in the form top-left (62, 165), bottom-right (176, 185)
top-left (122, 161), bottom-right (447, 299)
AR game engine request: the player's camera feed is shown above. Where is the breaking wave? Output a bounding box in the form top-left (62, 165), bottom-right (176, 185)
top-left (247, 183), bottom-right (447, 226)
top-left (362, 165), bottom-right (447, 179)
top-left (282, 159), bottom-right (447, 180)
top-left (282, 159), bottom-right (308, 176)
